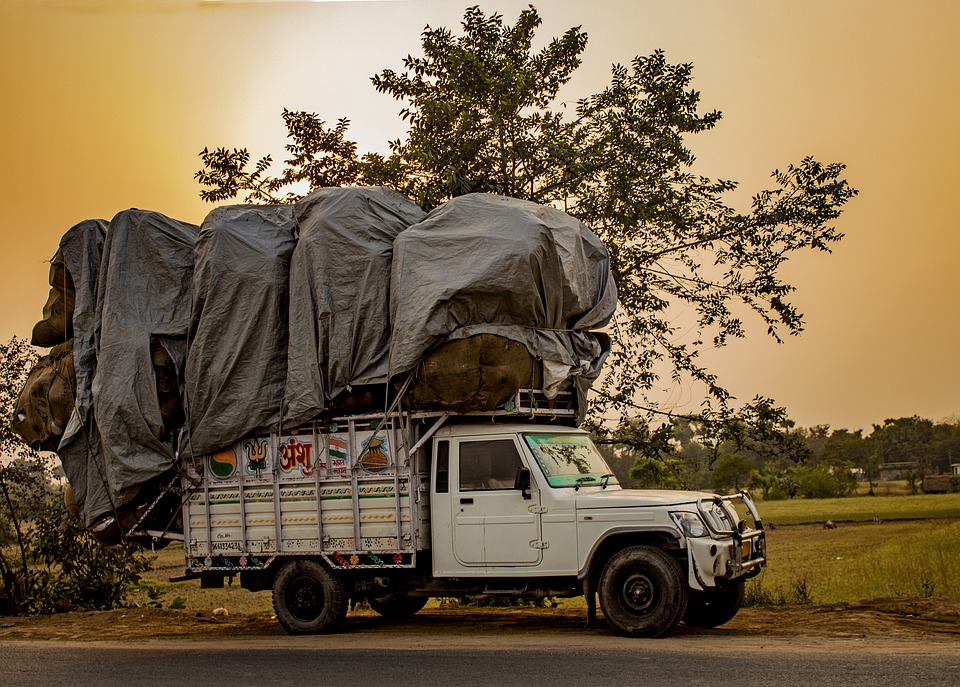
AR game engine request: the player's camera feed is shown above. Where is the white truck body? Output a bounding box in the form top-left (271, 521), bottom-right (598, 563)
top-left (179, 391), bottom-right (765, 637)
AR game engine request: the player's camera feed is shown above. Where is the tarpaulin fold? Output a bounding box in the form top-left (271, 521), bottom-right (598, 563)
top-left (58, 210), bottom-right (197, 525)
top-left (388, 193), bottom-right (617, 414)
top-left (283, 187), bottom-right (425, 426)
top-left (182, 204), bottom-right (296, 455)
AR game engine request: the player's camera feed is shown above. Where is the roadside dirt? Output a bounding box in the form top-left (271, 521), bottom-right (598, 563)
top-left (1, 597), bottom-right (958, 645)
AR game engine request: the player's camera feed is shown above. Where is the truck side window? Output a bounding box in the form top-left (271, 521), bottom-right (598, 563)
top-left (435, 440), bottom-right (449, 494)
top-left (459, 439), bottom-right (522, 491)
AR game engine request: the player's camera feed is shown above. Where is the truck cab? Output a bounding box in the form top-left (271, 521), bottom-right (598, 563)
top-left (422, 422), bottom-right (765, 636)
top-left (432, 424), bottom-right (615, 575)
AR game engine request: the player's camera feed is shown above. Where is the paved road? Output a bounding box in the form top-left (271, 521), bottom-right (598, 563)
top-left (3, 639), bottom-right (958, 687)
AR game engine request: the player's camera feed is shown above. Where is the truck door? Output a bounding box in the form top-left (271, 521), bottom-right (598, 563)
top-left (451, 436), bottom-right (542, 567)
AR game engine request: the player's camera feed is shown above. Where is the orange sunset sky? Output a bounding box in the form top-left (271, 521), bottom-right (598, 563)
top-left (1, 0), bottom-right (958, 432)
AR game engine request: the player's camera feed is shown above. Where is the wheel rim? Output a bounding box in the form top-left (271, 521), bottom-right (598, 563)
top-left (621, 572), bottom-right (658, 615)
top-left (286, 574), bottom-right (324, 622)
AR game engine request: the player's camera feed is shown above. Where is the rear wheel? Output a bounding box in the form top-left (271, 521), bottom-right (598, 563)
top-left (367, 592), bottom-right (428, 619)
top-left (683, 581), bottom-right (745, 628)
top-left (598, 545), bottom-right (687, 638)
top-left (272, 559), bottom-right (348, 634)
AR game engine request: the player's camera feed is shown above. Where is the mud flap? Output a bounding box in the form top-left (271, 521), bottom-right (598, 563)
top-left (584, 574), bottom-right (596, 627)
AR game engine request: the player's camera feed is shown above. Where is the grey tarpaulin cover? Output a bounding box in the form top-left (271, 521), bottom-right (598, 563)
top-left (59, 210), bottom-right (197, 525)
top-left (283, 187), bottom-right (425, 426)
top-left (44, 190), bottom-right (617, 527)
top-left (389, 194), bottom-right (617, 412)
top-left (182, 205), bottom-right (297, 456)
top-left (56, 219), bottom-right (110, 525)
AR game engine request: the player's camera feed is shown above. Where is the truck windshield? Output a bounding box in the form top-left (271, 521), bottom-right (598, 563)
top-left (522, 433), bottom-right (619, 488)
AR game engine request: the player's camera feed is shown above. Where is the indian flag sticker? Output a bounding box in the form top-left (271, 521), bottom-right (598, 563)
top-left (208, 447), bottom-right (238, 480)
top-left (328, 435), bottom-right (349, 475)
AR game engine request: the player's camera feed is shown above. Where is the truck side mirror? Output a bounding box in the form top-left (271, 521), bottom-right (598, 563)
top-left (514, 467), bottom-right (532, 500)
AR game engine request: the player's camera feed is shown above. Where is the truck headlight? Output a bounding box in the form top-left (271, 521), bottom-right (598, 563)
top-left (671, 511), bottom-right (708, 538)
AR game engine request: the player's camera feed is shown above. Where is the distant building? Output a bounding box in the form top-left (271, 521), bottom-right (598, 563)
top-left (879, 461), bottom-right (917, 481)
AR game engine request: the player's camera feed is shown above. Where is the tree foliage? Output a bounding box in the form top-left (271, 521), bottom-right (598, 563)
top-left (599, 411), bottom-right (960, 497)
top-left (710, 453), bottom-right (754, 492)
top-left (0, 337), bottom-right (38, 463)
top-left (871, 416), bottom-right (936, 477)
top-left (370, 5), bottom-right (587, 206)
top-left (0, 337), bottom-right (43, 608)
top-left (195, 5), bottom-right (857, 453)
top-left (196, 110), bottom-right (368, 204)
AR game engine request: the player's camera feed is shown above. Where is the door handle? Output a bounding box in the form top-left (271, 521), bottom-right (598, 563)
top-left (460, 497), bottom-right (474, 504)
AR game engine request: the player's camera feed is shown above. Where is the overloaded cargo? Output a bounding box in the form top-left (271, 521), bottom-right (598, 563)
top-left (390, 193), bottom-right (616, 413)
top-left (15, 187), bottom-right (766, 638)
top-left (15, 189), bottom-right (615, 535)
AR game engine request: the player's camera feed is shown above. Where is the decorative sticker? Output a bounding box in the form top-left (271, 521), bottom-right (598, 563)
top-left (358, 433), bottom-right (390, 474)
top-left (208, 446), bottom-right (239, 481)
top-left (242, 437), bottom-right (270, 479)
top-left (278, 435), bottom-right (317, 478)
top-left (327, 434), bottom-right (349, 476)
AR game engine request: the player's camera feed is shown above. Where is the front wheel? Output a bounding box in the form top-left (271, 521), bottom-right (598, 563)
top-left (598, 546), bottom-right (687, 638)
top-left (683, 581), bottom-right (744, 628)
top-left (272, 559), bottom-right (348, 634)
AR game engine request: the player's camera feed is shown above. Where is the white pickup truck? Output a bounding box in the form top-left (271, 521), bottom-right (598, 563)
top-left (178, 391), bottom-right (765, 638)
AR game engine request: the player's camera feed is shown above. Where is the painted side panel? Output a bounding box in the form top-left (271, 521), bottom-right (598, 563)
top-left (184, 419), bottom-right (414, 569)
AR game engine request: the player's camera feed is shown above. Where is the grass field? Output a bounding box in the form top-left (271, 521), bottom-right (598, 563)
top-left (130, 491), bottom-right (960, 613)
top-left (734, 492), bottom-right (960, 604)
top-left (753, 492), bottom-right (960, 525)
top-left (745, 518), bottom-right (960, 605)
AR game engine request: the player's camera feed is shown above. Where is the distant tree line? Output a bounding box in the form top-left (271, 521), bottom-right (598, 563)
top-left (595, 415), bottom-right (960, 498)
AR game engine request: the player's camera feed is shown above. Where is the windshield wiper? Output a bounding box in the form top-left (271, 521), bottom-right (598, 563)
top-left (600, 473), bottom-right (614, 490)
top-left (574, 476), bottom-right (598, 491)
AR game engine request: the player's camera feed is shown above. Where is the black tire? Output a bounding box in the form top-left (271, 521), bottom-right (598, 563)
top-left (367, 593), bottom-right (429, 619)
top-left (272, 559), bottom-right (348, 634)
top-left (683, 581), bottom-right (745, 628)
top-left (598, 545), bottom-right (688, 638)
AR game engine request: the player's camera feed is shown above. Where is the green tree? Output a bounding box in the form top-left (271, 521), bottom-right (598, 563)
top-left (370, 5), bottom-right (586, 207)
top-left (196, 110), bottom-right (371, 204)
top-left (747, 463), bottom-right (798, 501)
top-left (0, 337), bottom-right (43, 610)
top-left (629, 455), bottom-right (687, 490)
top-left (196, 5), bottom-right (856, 447)
top-left (710, 453), bottom-right (754, 492)
top-left (821, 428), bottom-right (874, 493)
top-left (29, 499), bottom-right (152, 613)
top-left (591, 419), bottom-right (695, 489)
top-left (800, 425), bottom-right (832, 464)
top-left (871, 416), bottom-right (936, 493)
top-left (792, 463), bottom-right (847, 499)
top-left (931, 419), bottom-right (960, 475)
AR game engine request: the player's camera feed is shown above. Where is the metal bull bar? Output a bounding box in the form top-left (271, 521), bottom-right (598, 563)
top-left (697, 489), bottom-right (766, 578)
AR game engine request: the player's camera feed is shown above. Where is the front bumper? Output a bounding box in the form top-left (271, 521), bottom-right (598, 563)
top-left (686, 490), bottom-right (766, 590)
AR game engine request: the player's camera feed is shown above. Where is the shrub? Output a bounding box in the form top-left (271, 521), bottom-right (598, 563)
top-left (30, 498), bottom-right (154, 612)
top-left (1, 495), bottom-right (154, 615)
top-left (743, 574), bottom-right (815, 606)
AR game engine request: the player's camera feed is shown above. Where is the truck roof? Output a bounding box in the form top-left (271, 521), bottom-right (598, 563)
top-left (432, 423), bottom-right (588, 438)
